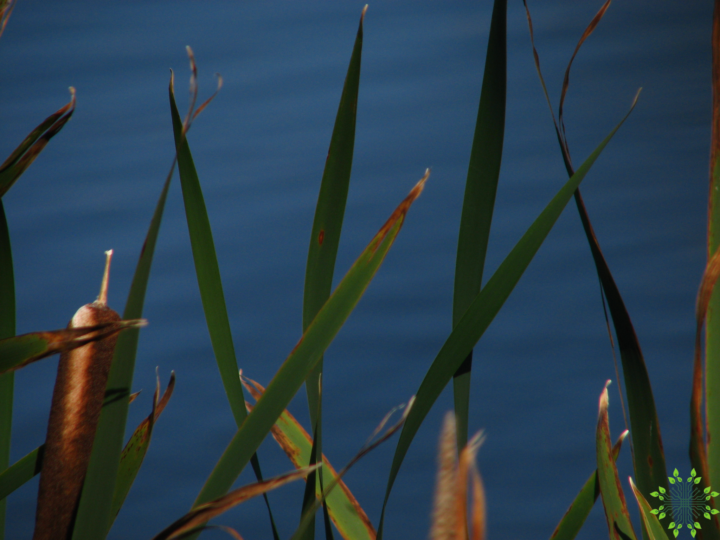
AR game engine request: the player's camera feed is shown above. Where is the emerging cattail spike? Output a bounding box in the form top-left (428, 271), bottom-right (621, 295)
top-left (97, 249), bottom-right (113, 305)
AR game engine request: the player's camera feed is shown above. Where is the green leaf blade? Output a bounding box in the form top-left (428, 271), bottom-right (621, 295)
top-left (376, 96), bottom-right (637, 538)
top-left (302, 11), bottom-right (365, 532)
top-left (169, 83), bottom-right (247, 427)
top-left (452, 0), bottom-right (507, 450)
top-left (0, 197), bottom-right (16, 540)
top-left (303, 6), bottom-right (365, 333)
top-left (192, 171), bottom-right (428, 513)
top-left (0, 446), bottom-right (42, 502)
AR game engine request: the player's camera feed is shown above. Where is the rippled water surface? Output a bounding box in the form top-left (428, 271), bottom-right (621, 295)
top-left (0, 2), bottom-right (712, 539)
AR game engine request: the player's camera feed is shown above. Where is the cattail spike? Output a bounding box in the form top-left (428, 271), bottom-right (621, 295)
top-left (98, 249), bottom-right (113, 305)
top-left (431, 412), bottom-right (458, 540)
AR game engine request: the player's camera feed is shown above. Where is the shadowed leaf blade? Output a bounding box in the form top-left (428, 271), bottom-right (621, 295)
top-left (0, 446), bottom-right (42, 502)
top-left (452, 0), bottom-right (507, 450)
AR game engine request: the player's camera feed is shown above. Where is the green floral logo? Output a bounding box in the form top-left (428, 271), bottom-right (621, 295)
top-left (650, 469), bottom-right (720, 537)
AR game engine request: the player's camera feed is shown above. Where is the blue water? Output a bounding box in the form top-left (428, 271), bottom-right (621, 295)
top-left (0, 1), bottom-right (712, 539)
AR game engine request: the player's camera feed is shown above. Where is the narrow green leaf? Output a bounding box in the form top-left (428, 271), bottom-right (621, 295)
top-left (0, 200), bottom-right (14, 540)
top-left (302, 10), bottom-right (365, 535)
top-left (548, 431), bottom-right (627, 540)
top-left (452, 0), bottom-right (506, 451)
top-left (0, 446), bottom-right (42, 502)
top-left (524, 2), bottom-right (671, 522)
top-left (169, 72), bottom-right (247, 429)
top-left (630, 477), bottom-right (667, 540)
top-left (596, 383), bottom-right (637, 540)
top-left (303, 4), bottom-right (365, 333)
top-left (376, 96), bottom-right (637, 539)
top-left (168, 72), bottom-right (280, 539)
top-left (109, 372), bottom-right (175, 523)
top-left (71, 135), bottom-right (174, 540)
top-left (192, 171), bottom-right (428, 516)
top-left (0, 89), bottom-right (76, 198)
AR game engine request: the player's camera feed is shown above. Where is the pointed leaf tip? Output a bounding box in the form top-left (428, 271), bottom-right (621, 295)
top-left (372, 169), bottom-right (429, 253)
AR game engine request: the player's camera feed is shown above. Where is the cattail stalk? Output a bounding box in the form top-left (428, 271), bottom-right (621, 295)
top-left (33, 250), bottom-right (121, 540)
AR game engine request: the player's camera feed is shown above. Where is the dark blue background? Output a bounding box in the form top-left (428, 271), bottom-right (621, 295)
top-left (0, 2), bottom-right (711, 539)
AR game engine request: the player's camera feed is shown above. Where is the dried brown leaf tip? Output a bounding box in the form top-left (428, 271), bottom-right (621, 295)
top-left (430, 412), bottom-right (486, 540)
top-left (372, 168), bottom-right (429, 252)
top-left (152, 465), bottom-right (319, 540)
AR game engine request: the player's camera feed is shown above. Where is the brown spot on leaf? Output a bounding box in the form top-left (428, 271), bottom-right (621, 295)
top-left (318, 230), bottom-right (325, 246)
top-left (647, 455), bottom-right (653, 468)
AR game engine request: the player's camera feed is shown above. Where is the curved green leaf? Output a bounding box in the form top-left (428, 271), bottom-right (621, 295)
top-left (0, 89), bottom-right (76, 198)
top-left (169, 75), bottom-right (247, 428)
top-left (167, 69), bottom-right (279, 539)
top-left (524, 0), bottom-right (670, 517)
top-left (376, 95), bottom-right (637, 538)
